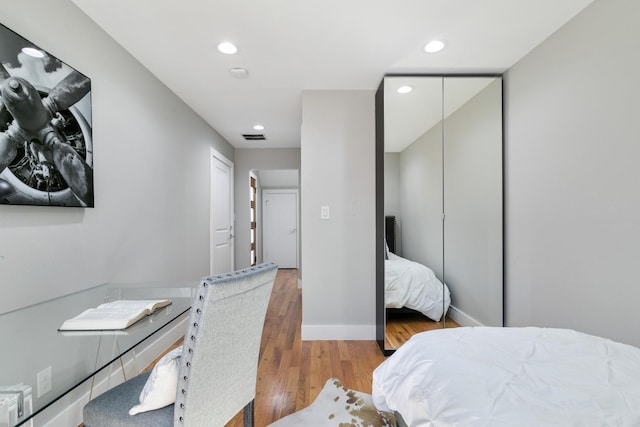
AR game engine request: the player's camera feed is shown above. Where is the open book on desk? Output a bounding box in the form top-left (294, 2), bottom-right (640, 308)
top-left (58, 299), bottom-right (172, 331)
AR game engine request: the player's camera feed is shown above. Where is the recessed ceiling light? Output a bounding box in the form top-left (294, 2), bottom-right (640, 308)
top-left (22, 47), bottom-right (44, 58)
top-left (397, 86), bottom-right (413, 94)
top-left (424, 39), bottom-right (446, 54)
top-left (253, 124), bottom-right (264, 131)
top-left (217, 42), bottom-right (238, 54)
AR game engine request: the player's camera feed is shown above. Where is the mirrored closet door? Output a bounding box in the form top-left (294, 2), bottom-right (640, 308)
top-left (375, 75), bottom-right (504, 355)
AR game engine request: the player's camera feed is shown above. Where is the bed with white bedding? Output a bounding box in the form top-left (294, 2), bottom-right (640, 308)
top-left (385, 251), bottom-right (450, 322)
top-left (372, 326), bottom-right (640, 426)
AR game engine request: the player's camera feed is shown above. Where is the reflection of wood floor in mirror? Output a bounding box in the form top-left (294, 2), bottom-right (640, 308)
top-left (385, 311), bottom-right (461, 349)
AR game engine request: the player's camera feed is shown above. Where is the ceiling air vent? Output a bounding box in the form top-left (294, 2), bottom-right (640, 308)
top-left (242, 134), bottom-right (266, 141)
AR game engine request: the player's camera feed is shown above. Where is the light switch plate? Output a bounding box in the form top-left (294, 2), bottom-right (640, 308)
top-left (321, 206), bottom-right (330, 219)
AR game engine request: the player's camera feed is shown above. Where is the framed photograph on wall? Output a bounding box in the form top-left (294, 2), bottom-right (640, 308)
top-left (0, 22), bottom-right (93, 207)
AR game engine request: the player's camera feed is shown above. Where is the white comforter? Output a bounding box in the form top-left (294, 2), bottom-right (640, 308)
top-left (385, 252), bottom-right (450, 321)
top-left (373, 327), bottom-right (640, 426)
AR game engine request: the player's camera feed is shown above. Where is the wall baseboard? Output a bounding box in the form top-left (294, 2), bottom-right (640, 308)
top-left (447, 305), bottom-right (482, 327)
top-left (36, 315), bottom-right (188, 427)
top-left (301, 324), bottom-right (376, 340)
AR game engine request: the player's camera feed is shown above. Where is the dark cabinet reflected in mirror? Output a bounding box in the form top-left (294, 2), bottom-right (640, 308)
top-left (376, 75), bottom-right (503, 355)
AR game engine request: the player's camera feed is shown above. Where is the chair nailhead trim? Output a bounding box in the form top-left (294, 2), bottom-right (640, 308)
top-left (172, 263), bottom-right (275, 423)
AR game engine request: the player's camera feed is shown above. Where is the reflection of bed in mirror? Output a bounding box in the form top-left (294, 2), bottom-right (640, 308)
top-left (384, 251), bottom-right (450, 321)
top-left (383, 214), bottom-right (459, 350)
top-left (373, 327), bottom-right (640, 426)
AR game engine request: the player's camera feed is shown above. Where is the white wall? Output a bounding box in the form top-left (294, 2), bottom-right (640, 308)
top-left (234, 148), bottom-right (301, 269)
top-left (505, 0), bottom-right (640, 346)
top-left (0, 0), bottom-right (234, 314)
top-left (301, 90), bottom-right (376, 340)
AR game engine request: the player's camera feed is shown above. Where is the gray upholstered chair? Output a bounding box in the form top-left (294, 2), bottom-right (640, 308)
top-left (83, 262), bottom-right (278, 427)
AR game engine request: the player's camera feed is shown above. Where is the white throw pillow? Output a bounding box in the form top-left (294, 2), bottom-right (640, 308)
top-left (129, 345), bottom-right (183, 415)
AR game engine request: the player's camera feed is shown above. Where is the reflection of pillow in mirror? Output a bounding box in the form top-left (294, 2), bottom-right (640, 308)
top-left (129, 345), bottom-right (182, 415)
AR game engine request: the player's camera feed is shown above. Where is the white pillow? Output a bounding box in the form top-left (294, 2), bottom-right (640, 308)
top-left (129, 345), bottom-right (183, 415)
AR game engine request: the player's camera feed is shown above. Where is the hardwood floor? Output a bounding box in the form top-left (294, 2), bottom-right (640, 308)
top-left (226, 268), bottom-right (388, 426)
top-left (385, 311), bottom-right (460, 349)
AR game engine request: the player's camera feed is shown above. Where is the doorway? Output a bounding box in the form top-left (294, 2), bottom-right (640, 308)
top-left (210, 148), bottom-right (234, 275)
top-left (262, 189), bottom-right (299, 268)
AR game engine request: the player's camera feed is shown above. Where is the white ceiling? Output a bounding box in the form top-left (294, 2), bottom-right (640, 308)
top-left (70, 0), bottom-right (595, 149)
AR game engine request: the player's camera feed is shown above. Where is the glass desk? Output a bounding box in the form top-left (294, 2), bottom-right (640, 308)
top-left (0, 281), bottom-right (198, 426)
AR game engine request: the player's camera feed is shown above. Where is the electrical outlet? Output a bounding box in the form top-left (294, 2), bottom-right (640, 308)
top-left (37, 366), bottom-right (52, 398)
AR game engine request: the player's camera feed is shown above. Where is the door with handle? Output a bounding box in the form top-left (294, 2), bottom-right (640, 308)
top-left (210, 149), bottom-right (234, 274)
top-left (263, 190), bottom-right (298, 268)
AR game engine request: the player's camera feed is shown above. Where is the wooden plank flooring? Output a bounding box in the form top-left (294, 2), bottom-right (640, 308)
top-left (226, 268), bottom-right (388, 426)
top-left (385, 311), bottom-right (460, 349)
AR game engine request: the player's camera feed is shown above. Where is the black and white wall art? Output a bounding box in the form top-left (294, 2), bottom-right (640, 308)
top-left (0, 22), bottom-right (93, 207)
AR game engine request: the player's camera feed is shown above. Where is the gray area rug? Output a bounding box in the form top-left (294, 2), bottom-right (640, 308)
top-left (268, 378), bottom-right (396, 427)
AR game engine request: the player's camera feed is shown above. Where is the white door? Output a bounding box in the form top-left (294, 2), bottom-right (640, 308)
top-left (263, 190), bottom-right (298, 268)
top-left (210, 149), bottom-right (234, 275)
